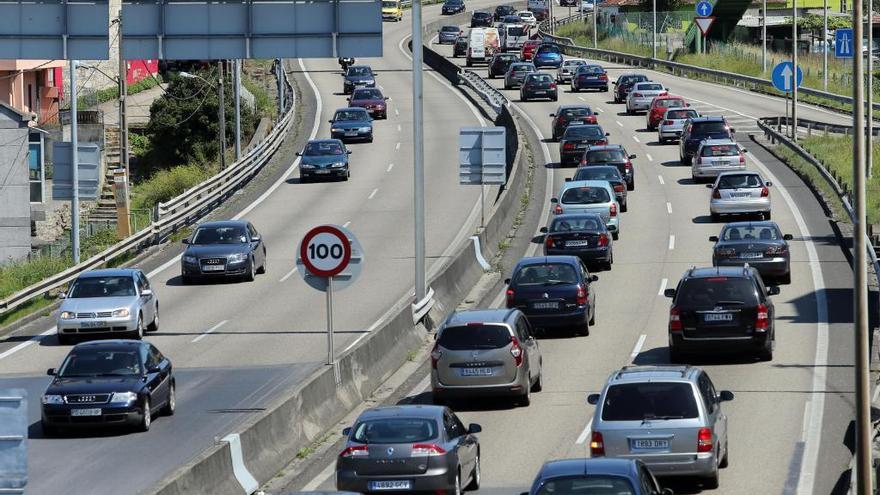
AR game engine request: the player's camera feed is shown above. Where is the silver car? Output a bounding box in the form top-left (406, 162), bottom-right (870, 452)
top-left (56, 268), bottom-right (159, 344)
top-left (431, 308), bottom-right (543, 406)
top-left (657, 107), bottom-right (699, 143)
top-left (691, 139), bottom-right (747, 181)
top-left (552, 180), bottom-right (620, 239)
top-left (625, 81), bottom-right (667, 114)
top-left (587, 366), bottom-right (734, 489)
top-left (504, 62), bottom-right (537, 89)
top-left (709, 171), bottom-right (772, 221)
top-left (556, 58), bottom-right (586, 83)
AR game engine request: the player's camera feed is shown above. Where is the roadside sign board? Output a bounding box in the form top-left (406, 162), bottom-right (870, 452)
top-left (0, 389), bottom-right (27, 492)
top-left (771, 61), bottom-right (803, 93)
top-left (459, 127), bottom-right (507, 186)
top-left (0, 1), bottom-right (109, 59)
top-left (51, 142), bottom-right (101, 200)
top-left (297, 224), bottom-right (363, 291)
top-left (694, 16), bottom-right (716, 37)
top-left (835, 28), bottom-right (854, 58)
top-left (695, 1), bottom-right (712, 17)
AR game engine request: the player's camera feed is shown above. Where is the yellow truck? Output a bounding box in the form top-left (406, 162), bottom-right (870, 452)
top-left (382, 0), bottom-right (403, 22)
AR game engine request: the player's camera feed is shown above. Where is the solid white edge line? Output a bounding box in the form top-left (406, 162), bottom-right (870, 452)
top-left (666, 202), bottom-right (672, 214)
top-left (629, 334), bottom-right (647, 359)
top-left (658, 278), bottom-right (668, 296)
top-left (658, 175), bottom-right (665, 185)
top-left (668, 234), bottom-right (675, 250)
top-left (301, 462), bottom-right (337, 492)
top-left (222, 433), bottom-right (260, 494)
top-left (575, 419), bottom-right (594, 445)
top-left (615, 121), bottom-right (623, 127)
top-left (368, 188), bottom-right (379, 200)
top-left (279, 266), bottom-right (298, 283)
top-left (192, 320), bottom-right (228, 343)
top-left (0, 327), bottom-right (57, 359)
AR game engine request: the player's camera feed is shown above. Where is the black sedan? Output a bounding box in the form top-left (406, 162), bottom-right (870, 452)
top-left (488, 52), bottom-right (520, 78)
top-left (549, 104), bottom-right (598, 141)
top-left (341, 65), bottom-right (376, 95)
top-left (572, 165), bottom-right (627, 211)
top-left (520, 72), bottom-right (558, 102)
top-left (297, 139), bottom-right (351, 182)
top-left (541, 213), bottom-right (613, 269)
top-left (559, 124), bottom-right (609, 166)
top-left (442, 0), bottom-right (465, 14)
top-left (612, 73), bottom-right (649, 103)
top-left (579, 144), bottom-right (636, 190)
top-left (336, 405), bottom-right (482, 493)
top-left (41, 340), bottom-right (174, 434)
top-left (180, 220), bottom-right (267, 283)
top-left (453, 36), bottom-right (468, 57)
top-left (710, 221), bottom-right (793, 284)
top-left (471, 11), bottom-right (493, 27)
top-left (526, 458), bottom-right (670, 495)
top-left (494, 4), bottom-right (516, 20)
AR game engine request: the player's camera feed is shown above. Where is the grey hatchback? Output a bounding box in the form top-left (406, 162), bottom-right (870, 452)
top-left (336, 405), bottom-right (482, 494)
top-left (587, 366), bottom-right (734, 489)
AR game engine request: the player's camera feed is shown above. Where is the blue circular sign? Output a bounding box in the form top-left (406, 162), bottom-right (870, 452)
top-left (771, 62), bottom-right (804, 93)
top-left (695, 1), bottom-right (713, 16)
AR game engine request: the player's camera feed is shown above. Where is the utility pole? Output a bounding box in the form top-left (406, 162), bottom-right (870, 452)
top-left (412, 0), bottom-right (427, 305)
top-left (218, 61), bottom-right (227, 170)
top-left (277, 59), bottom-right (285, 116)
top-left (116, 12), bottom-right (131, 237)
top-left (791, 0), bottom-right (798, 140)
top-left (763, 0), bottom-right (768, 72)
top-left (593, 1), bottom-right (598, 48)
top-left (652, 0), bottom-right (657, 59)
top-left (823, 0), bottom-right (828, 90)
top-left (549, 0), bottom-right (554, 34)
top-left (233, 59), bottom-right (242, 161)
top-left (70, 60), bottom-right (80, 264)
top-left (868, 3), bottom-right (874, 178)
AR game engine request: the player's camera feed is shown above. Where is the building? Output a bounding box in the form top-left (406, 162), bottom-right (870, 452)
top-left (0, 61), bottom-right (66, 126)
top-left (0, 103), bottom-right (40, 264)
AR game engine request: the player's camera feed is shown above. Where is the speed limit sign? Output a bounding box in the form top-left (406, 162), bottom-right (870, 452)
top-left (296, 224), bottom-right (363, 291)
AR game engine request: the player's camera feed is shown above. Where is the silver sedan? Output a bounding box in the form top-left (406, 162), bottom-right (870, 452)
top-left (709, 171), bottom-right (772, 221)
top-left (625, 81), bottom-right (667, 114)
top-left (556, 58), bottom-right (586, 83)
top-left (692, 139), bottom-right (747, 181)
top-left (657, 107), bottom-right (698, 143)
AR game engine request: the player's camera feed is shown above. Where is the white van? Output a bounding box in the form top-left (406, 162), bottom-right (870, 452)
top-left (467, 27), bottom-right (500, 66)
top-left (501, 23), bottom-right (528, 51)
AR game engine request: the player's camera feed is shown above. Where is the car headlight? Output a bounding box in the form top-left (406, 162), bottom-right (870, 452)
top-left (183, 255), bottom-right (197, 264)
top-left (42, 394), bottom-right (64, 405)
top-left (60, 311), bottom-right (75, 319)
top-left (359, 127), bottom-right (372, 132)
top-left (112, 308), bottom-right (130, 318)
top-left (331, 162), bottom-right (346, 168)
top-left (331, 127), bottom-right (344, 133)
top-left (364, 79), bottom-right (375, 85)
top-left (228, 253), bottom-right (248, 263)
top-left (109, 391), bottom-right (138, 404)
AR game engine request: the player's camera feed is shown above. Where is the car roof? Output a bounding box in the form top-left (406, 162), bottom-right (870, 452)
top-left (358, 405), bottom-right (444, 420)
top-left (551, 212), bottom-right (604, 221)
top-left (575, 165), bottom-right (620, 174)
top-left (514, 255), bottom-right (582, 270)
top-left (716, 170), bottom-right (760, 178)
top-left (444, 308), bottom-right (519, 327)
top-left (586, 144), bottom-right (623, 151)
top-left (347, 65), bottom-right (371, 71)
top-left (556, 104), bottom-right (591, 111)
top-left (607, 365), bottom-right (699, 384)
top-left (690, 116), bottom-right (727, 123)
top-left (335, 107), bottom-right (369, 113)
top-left (72, 339), bottom-right (145, 351)
top-left (699, 138), bottom-right (737, 146)
top-left (538, 458), bottom-right (640, 479)
top-left (77, 268), bottom-right (139, 278)
top-left (308, 139), bottom-right (344, 145)
top-left (684, 265), bottom-right (757, 279)
top-left (721, 220), bottom-right (780, 230)
top-left (195, 220), bottom-right (248, 229)
top-left (561, 180), bottom-right (614, 192)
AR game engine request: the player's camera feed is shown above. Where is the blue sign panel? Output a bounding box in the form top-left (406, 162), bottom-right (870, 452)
top-left (695, 1), bottom-right (712, 16)
top-left (0, 389), bottom-right (27, 492)
top-left (835, 28), bottom-right (854, 58)
top-left (771, 62), bottom-right (803, 93)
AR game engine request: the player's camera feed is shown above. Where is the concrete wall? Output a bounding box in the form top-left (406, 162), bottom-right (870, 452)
top-left (0, 120), bottom-right (32, 264)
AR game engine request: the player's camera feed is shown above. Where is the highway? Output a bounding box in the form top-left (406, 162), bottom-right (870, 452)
top-left (0, 4), bottom-right (498, 494)
top-left (289, 15), bottom-right (857, 495)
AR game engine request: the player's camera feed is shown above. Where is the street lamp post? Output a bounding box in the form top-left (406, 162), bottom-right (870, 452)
top-left (823, 0), bottom-right (828, 91)
top-left (652, 0), bottom-right (657, 60)
top-left (762, 0), bottom-right (768, 72)
top-left (412, 0), bottom-right (427, 305)
top-left (791, 0), bottom-right (798, 140)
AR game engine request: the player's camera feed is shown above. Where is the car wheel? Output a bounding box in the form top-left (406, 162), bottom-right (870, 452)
top-left (367, 135), bottom-right (374, 143)
top-left (448, 470), bottom-right (462, 495)
top-left (466, 454), bottom-right (481, 491)
top-left (531, 371), bottom-right (543, 392)
top-left (680, 155), bottom-right (688, 165)
top-left (244, 258), bottom-right (256, 282)
top-left (719, 446), bottom-right (730, 468)
top-left (659, 137), bottom-right (666, 144)
top-left (759, 338), bottom-right (774, 361)
top-left (620, 200), bottom-right (628, 213)
top-left (627, 179), bottom-right (634, 191)
top-left (780, 272), bottom-right (791, 285)
top-left (162, 381), bottom-right (176, 416)
top-left (147, 305), bottom-right (159, 332)
top-left (711, 213), bottom-right (721, 222)
top-left (131, 314), bottom-right (144, 340)
top-left (519, 380), bottom-right (531, 407)
top-left (138, 397), bottom-right (152, 432)
top-left (589, 305), bottom-right (595, 326)
top-left (763, 211), bottom-right (772, 220)
top-left (551, 95), bottom-right (558, 102)
top-left (504, 83), bottom-right (510, 89)
top-left (702, 470), bottom-right (720, 490)
top-left (300, 175), bottom-right (309, 184)
top-left (257, 254), bottom-right (267, 274)
top-left (612, 232), bottom-right (619, 241)
top-left (692, 174), bottom-right (698, 182)
top-left (604, 252), bottom-right (614, 271)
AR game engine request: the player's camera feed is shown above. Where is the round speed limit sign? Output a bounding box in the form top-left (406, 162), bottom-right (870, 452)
top-left (299, 225), bottom-right (352, 277)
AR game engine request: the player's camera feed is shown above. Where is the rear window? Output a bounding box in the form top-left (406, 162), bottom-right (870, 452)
top-left (655, 98), bottom-right (684, 108)
top-left (677, 277), bottom-right (759, 307)
top-left (351, 418), bottom-right (438, 443)
top-left (352, 88), bottom-right (383, 100)
top-left (513, 263), bottom-right (579, 286)
top-left (601, 383), bottom-right (699, 421)
top-left (441, 26), bottom-right (460, 32)
top-left (512, 64), bottom-right (535, 73)
top-left (722, 224), bottom-right (781, 241)
top-left (666, 109), bottom-right (697, 120)
top-left (535, 476), bottom-right (636, 495)
top-left (717, 174), bottom-right (763, 189)
top-left (586, 149), bottom-right (626, 162)
top-left (537, 45), bottom-right (560, 54)
top-left (692, 121), bottom-right (729, 134)
top-left (561, 187), bottom-right (611, 204)
top-left (528, 74), bottom-right (553, 83)
top-left (560, 107), bottom-right (593, 118)
top-left (550, 216), bottom-right (602, 231)
top-left (701, 144), bottom-right (739, 157)
top-left (620, 75), bottom-right (648, 85)
top-left (563, 59), bottom-right (585, 67)
top-left (635, 83), bottom-right (663, 91)
top-left (438, 324), bottom-right (511, 350)
top-left (578, 65), bottom-right (603, 74)
top-left (506, 26), bottom-right (526, 36)
top-left (564, 126), bottom-right (604, 139)
top-left (574, 167), bottom-right (621, 182)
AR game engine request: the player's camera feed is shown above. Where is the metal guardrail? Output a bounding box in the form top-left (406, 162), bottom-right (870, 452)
top-left (459, 69), bottom-right (509, 115)
top-left (0, 65), bottom-right (295, 316)
top-left (538, 15), bottom-right (880, 112)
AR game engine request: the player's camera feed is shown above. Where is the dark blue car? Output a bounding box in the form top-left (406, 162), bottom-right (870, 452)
top-left (532, 43), bottom-right (563, 69)
top-left (297, 139), bottom-right (351, 182)
top-left (523, 458), bottom-right (672, 495)
top-left (571, 64), bottom-right (609, 92)
top-left (541, 213), bottom-right (613, 269)
top-left (329, 107), bottom-right (373, 142)
top-left (342, 65), bottom-right (376, 94)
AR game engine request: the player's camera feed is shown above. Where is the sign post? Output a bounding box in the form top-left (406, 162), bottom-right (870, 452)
top-left (771, 61), bottom-right (802, 136)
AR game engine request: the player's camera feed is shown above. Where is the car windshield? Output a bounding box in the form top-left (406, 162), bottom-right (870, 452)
top-left (564, 126), bottom-right (604, 139)
top-left (666, 109), bottom-right (698, 120)
top-left (574, 167), bottom-right (621, 181)
top-left (382, 1), bottom-right (397, 6)
top-left (334, 110), bottom-right (369, 122)
top-left (352, 89), bottom-right (383, 100)
top-left (474, 12), bottom-right (489, 18)
top-left (347, 67), bottom-right (372, 77)
top-left (701, 144), bottom-right (739, 157)
top-left (69, 276), bottom-right (136, 298)
top-left (351, 418), bottom-right (438, 444)
top-left (560, 107), bottom-right (593, 119)
top-left (677, 277), bottom-right (759, 307)
top-left (620, 75), bottom-right (648, 85)
top-left (655, 98), bottom-right (684, 108)
top-left (192, 226), bottom-right (248, 244)
top-left (512, 64), bottom-right (535, 73)
top-left (535, 476), bottom-right (637, 495)
top-left (586, 149), bottom-right (626, 162)
top-left (717, 174), bottom-right (763, 189)
top-left (438, 324), bottom-right (511, 350)
top-left (58, 349), bottom-right (142, 377)
top-left (538, 45), bottom-right (560, 54)
top-left (550, 216), bottom-right (602, 231)
top-left (441, 26), bottom-right (460, 32)
top-left (578, 65), bottom-right (604, 74)
top-left (513, 263), bottom-right (579, 286)
top-left (722, 224), bottom-right (781, 241)
top-left (692, 122), bottom-right (729, 134)
top-left (601, 382), bottom-right (699, 421)
top-left (305, 141), bottom-right (344, 156)
top-left (506, 26), bottom-right (526, 36)
top-left (561, 187), bottom-right (611, 204)
top-left (635, 83), bottom-right (663, 91)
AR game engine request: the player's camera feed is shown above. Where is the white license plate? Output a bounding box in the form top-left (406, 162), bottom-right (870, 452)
top-left (532, 301), bottom-right (559, 310)
top-left (460, 367), bottom-right (494, 376)
top-left (370, 481), bottom-right (411, 491)
top-left (71, 408), bottom-right (102, 417)
top-left (315, 169), bottom-right (330, 174)
top-left (704, 313), bottom-right (734, 322)
top-left (80, 321), bottom-right (104, 328)
top-left (566, 240), bottom-right (590, 247)
top-left (533, 90), bottom-right (546, 94)
top-left (345, 131), bottom-right (359, 137)
top-left (633, 439), bottom-right (669, 449)
top-left (731, 192), bottom-right (752, 198)
top-left (741, 252), bottom-right (764, 259)
top-left (202, 264), bottom-right (225, 271)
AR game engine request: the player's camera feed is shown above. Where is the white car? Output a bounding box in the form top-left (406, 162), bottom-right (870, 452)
top-left (578, 0), bottom-right (594, 12)
top-left (557, 58), bottom-right (587, 83)
top-left (625, 81), bottom-right (667, 114)
top-left (517, 10), bottom-right (537, 27)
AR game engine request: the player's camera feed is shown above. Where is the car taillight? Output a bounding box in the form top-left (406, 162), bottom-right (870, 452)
top-left (739, 153), bottom-right (746, 164)
top-left (510, 336), bottom-right (524, 366)
top-left (550, 82), bottom-right (557, 89)
top-left (563, 143), bottom-right (575, 150)
top-left (766, 244), bottom-right (787, 255)
top-left (715, 247), bottom-right (736, 257)
top-left (613, 184), bottom-right (625, 192)
top-left (697, 427), bottom-right (713, 453)
top-left (669, 306), bottom-right (682, 332)
top-left (506, 288), bottom-right (515, 306)
top-left (558, 118), bottom-right (567, 126)
top-left (590, 432), bottom-right (605, 456)
top-left (633, 92), bottom-right (643, 97)
top-left (598, 233), bottom-right (609, 247)
top-left (599, 74), bottom-right (608, 80)
top-left (660, 91), bottom-right (668, 96)
top-left (580, 158), bottom-right (587, 166)
top-left (430, 342), bottom-right (441, 369)
top-left (554, 204), bottom-right (563, 214)
top-left (761, 186), bottom-right (770, 197)
top-left (756, 303), bottom-right (769, 331)
top-left (545, 235), bottom-right (555, 249)
top-left (588, 116), bottom-right (597, 124)
top-left (340, 446), bottom-right (369, 458)
top-left (625, 161), bottom-right (633, 171)
top-left (411, 444), bottom-right (447, 456)
top-left (712, 189), bottom-right (721, 199)
top-left (609, 202), bottom-right (617, 217)
top-left (663, 120), bottom-right (674, 126)
top-left (696, 156), bottom-right (703, 165)
top-left (576, 285), bottom-right (588, 305)
top-left (596, 140), bottom-right (607, 146)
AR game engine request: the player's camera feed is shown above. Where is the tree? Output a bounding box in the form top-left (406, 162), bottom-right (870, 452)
top-left (638, 0), bottom-right (683, 13)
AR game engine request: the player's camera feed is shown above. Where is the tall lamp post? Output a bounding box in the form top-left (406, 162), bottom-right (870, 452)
top-left (412, 0), bottom-right (427, 305)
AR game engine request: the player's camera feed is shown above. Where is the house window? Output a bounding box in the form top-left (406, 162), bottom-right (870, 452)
top-left (28, 132), bottom-right (43, 203)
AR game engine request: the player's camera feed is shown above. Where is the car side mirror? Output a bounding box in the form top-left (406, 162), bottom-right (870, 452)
top-left (549, 113), bottom-right (555, 117)
top-left (46, 368), bottom-right (56, 376)
top-left (629, 154), bottom-right (636, 159)
top-left (467, 423), bottom-right (482, 434)
top-left (57, 292), bottom-right (67, 299)
top-left (783, 234), bottom-right (793, 240)
top-left (347, 150), bottom-right (353, 154)
top-left (181, 238), bottom-right (190, 244)
top-left (384, 97), bottom-right (389, 100)
top-left (709, 235), bottom-right (719, 242)
top-left (295, 152), bottom-right (302, 156)
top-left (539, 227), bottom-right (548, 233)
top-left (550, 197), bottom-right (558, 204)
top-left (718, 390), bottom-right (735, 402)
top-left (251, 236), bottom-right (261, 243)
top-left (504, 278), bottom-right (511, 285)
top-left (766, 181), bottom-right (773, 187)
top-left (328, 120), bottom-right (334, 124)
top-left (141, 289), bottom-right (153, 297)
top-left (346, 98), bottom-right (351, 102)
top-left (531, 234), bottom-right (545, 244)
top-left (730, 128), bottom-right (736, 133)
top-left (147, 365), bottom-right (161, 373)
top-left (605, 132), bottom-right (610, 136)
top-left (612, 81), bottom-right (618, 85)
top-left (590, 274), bottom-right (599, 282)
top-left (705, 183), bottom-right (713, 188)
top-left (587, 393), bottom-right (600, 405)
top-left (768, 286), bottom-right (781, 296)
top-left (664, 288), bottom-right (676, 298)
top-left (342, 427), bottom-right (352, 436)
top-left (742, 148), bottom-right (749, 153)
top-left (564, 176), bottom-right (573, 182)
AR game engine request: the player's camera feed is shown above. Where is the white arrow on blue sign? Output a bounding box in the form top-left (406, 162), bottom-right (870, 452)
top-left (695, 1), bottom-right (712, 16)
top-left (771, 61), bottom-right (803, 93)
top-left (835, 28), bottom-right (854, 58)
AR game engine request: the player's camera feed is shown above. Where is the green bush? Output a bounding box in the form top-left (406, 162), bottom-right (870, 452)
top-left (0, 256), bottom-right (70, 298)
top-left (131, 163), bottom-right (216, 210)
top-left (243, 73), bottom-right (276, 120)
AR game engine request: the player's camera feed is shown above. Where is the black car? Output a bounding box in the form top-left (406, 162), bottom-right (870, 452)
top-left (664, 266), bottom-right (780, 361)
top-left (441, 0), bottom-right (465, 14)
top-left (572, 166), bottom-right (627, 211)
top-left (470, 11), bottom-right (493, 27)
top-left (541, 213), bottom-right (613, 269)
top-left (612, 73), bottom-right (649, 103)
top-left (559, 125), bottom-right (609, 166)
top-left (297, 139), bottom-right (351, 182)
top-left (505, 255), bottom-right (598, 335)
top-left (520, 72), bottom-right (558, 101)
top-left (494, 4), bottom-right (516, 20)
top-left (488, 52), bottom-right (520, 78)
top-left (679, 116), bottom-right (736, 165)
top-left (180, 220), bottom-right (267, 283)
top-left (579, 144), bottom-right (636, 190)
top-left (549, 104), bottom-right (598, 141)
top-left (41, 340), bottom-right (175, 434)
top-left (453, 36), bottom-right (468, 57)
top-left (342, 65), bottom-right (376, 95)
top-left (525, 458), bottom-right (671, 495)
top-left (710, 221), bottom-right (793, 284)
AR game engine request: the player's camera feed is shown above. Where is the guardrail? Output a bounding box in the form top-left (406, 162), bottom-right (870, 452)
top-left (459, 69), bottom-right (509, 114)
top-left (538, 15), bottom-right (880, 112)
top-left (0, 62), bottom-right (295, 316)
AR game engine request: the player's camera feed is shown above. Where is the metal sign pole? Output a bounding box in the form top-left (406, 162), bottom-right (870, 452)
top-left (218, 61), bottom-right (227, 170)
top-left (277, 59), bottom-right (285, 115)
top-left (791, 0), bottom-right (798, 140)
top-left (823, 0), bottom-right (828, 90)
top-left (234, 59), bottom-right (242, 161)
top-left (70, 61), bottom-right (80, 264)
top-left (593, 4), bottom-right (598, 48)
top-left (762, 0), bottom-right (767, 72)
top-left (868, 7), bottom-right (874, 179)
top-left (652, 0), bottom-right (657, 59)
top-left (326, 276), bottom-right (335, 366)
top-left (413, 0), bottom-right (427, 303)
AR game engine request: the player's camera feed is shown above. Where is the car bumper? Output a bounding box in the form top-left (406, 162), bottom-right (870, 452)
top-left (714, 256), bottom-right (789, 276)
top-left (57, 315), bottom-right (139, 335)
top-left (331, 130), bottom-right (372, 141)
top-left (182, 259), bottom-right (251, 277)
top-left (534, 59), bottom-right (562, 68)
top-left (431, 372), bottom-right (529, 398)
top-left (523, 89), bottom-right (557, 99)
top-left (670, 332), bottom-right (771, 355)
top-left (523, 307), bottom-right (590, 330)
top-left (545, 246), bottom-right (611, 263)
top-left (42, 403), bottom-right (145, 428)
top-left (628, 452), bottom-right (718, 478)
top-left (692, 164), bottom-right (747, 178)
top-left (301, 167), bottom-right (349, 179)
top-left (627, 99), bottom-right (652, 110)
top-left (382, 13), bottom-right (400, 20)
top-left (658, 127), bottom-right (683, 138)
top-left (337, 467), bottom-right (454, 493)
top-left (438, 36), bottom-right (456, 43)
top-left (573, 80), bottom-right (608, 89)
top-left (710, 198), bottom-right (771, 215)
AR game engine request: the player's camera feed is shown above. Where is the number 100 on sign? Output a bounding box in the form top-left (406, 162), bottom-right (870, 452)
top-left (300, 227), bottom-right (352, 278)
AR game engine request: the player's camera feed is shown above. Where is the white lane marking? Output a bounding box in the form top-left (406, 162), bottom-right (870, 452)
top-left (616, 120), bottom-right (623, 127)
top-left (0, 327), bottom-right (57, 359)
top-left (632, 135), bottom-right (640, 143)
top-left (575, 419), bottom-right (594, 445)
top-left (490, 285), bottom-right (507, 309)
top-left (279, 266), bottom-right (298, 283)
top-left (630, 334), bottom-right (647, 359)
top-left (666, 202), bottom-right (672, 214)
top-left (395, 108), bottom-right (399, 116)
top-left (406, 373), bottom-right (432, 400)
top-left (397, 124), bottom-right (402, 132)
top-left (395, 142), bottom-right (401, 151)
top-left (368, 188), bottom-right (379, 199)
top-left (595, 106), bottom-right (603, 112)
top-left (801, 400), bottom-right (811, 442)
top-left (301, 462), bottom-right (336, 492)
top-left (577, 96), bottom-right (586, 101)
top-left (658, 174), bottom-right (665, 185)
top-left (668, 234), bottom-right (675, 250)
top-left (387, 163), bottom-right (394, 172)
top-left (658, 278), bottom-right (668, 296)
top-left (192, 320), bottom-right (228, 343)
top-left (343, 221), bottom-right (351, 228)
top-left (646, 153), bottom-right (653, 162)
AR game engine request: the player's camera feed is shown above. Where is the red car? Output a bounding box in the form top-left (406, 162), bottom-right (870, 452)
top-left (646, 95), bottom-right (687, 130)
top-left (347, 87), bottom-right (388, 119)
top-left (520, 40), bottom-right (541, 61)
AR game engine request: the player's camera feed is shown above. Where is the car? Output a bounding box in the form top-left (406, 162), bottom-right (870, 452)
top-left (679, 116), bottom-right (735, 165)
top-left (556, 58), bottom-right (586, 82)
top-left (559, 0), bottom-right (577, 5)
top-left (541, 213), bottom-right (614, 268)
top-left (612, 73), bottom-right (649, 103)
top-left (665, 265), bottom-right (780, 360)
top-left (431, 308), bottom-right (543, 405)
top-left (347, 87), bottom-right (388, 119)
top-left (41, 340), bottom-right (175, 434)
top-left (709, 171), bottom-right (773, 221)
top-left (520, 39), bottom-right (542, 61)
top-left (494, 4), bottom-right (517, 20)
top-left (181, 220), bottom-right (267, 283)
top-left (438, 25), bottom-right (462, 44)
top-left (56, 268), bottom-right (159, 344)
top-left (502, 14), bottom-right (524, 25)
top-left (453, 35), bottom-right (468, 57)
top-left (517, 10), bottom-right (537, 27)
top-left (505, 255), bottom-right (598, 335)
top-left (523, 458), bottom-right (672, 495)
top-left (570, 64), bottom-right (609, 92)
top-left (692, 139), bottom-right (747, 181)
top-left (488, 52), bottom-right (520, 78)
top-left (341, 65), bottom-right (376, 94)
top-left (551, 180), bottom-right (620, 238)
top-left (625, 81), bottom-right (667, 114)
top-left (579, 144), bottom-right (636, 191)
top-left (520, 72), bottom-right (558, 101)
top-left (329, 107), bottom-right (374, 143)
top-left (657, 107), bottom-right (699, 143)
top-left (587, 365), bottom-right (734, 488)
top-left (336, 405), bottom-right (482, 494)
top-left (297, 139), bottom-right (351, 182)
top-left (558, 124), bottom-right (610, 166)
top-left (549, 104), bottom-right (598, 141)
top-left (503, 61), bottom-right (537, 89)
top-left (441, 0), bottom-right (465, 14)
top-left (572, 166), bottom-right (627, 212)
top-left (470, 11), bottom-right (493, 27)
top-left (578, 0), bottom-right (595, 11)
top-left (381, 0), bottom-right (402, 21)
top-left (646, 95), bottom-right (687, 130)
top-left (710, 221), bottom-right (793, 284)
top-left (532, 43), bottom-right (563, 68)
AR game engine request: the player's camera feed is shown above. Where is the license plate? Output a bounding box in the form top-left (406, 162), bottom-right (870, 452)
top-left (531, 301), bottom-right (559, 310)
top-left (345, 131), bottom-right (358, 137)
top-left (741, 252), bottom-right (763, 259)
top-left (533, 90), bottom-right (546, 94)
top-left (566, 240), bottom-right (590, 247)
top-left (731, 192), bottom-right (752, 198)
top-left (586, 76), bottom-right (597, 79)
top-left (80, 321), bottom-right (104, 328)
top-left (576, 144), bottom-right (587, 149)
top-left (315, 169), bottom-right (330, 174)
top-left (633, 439), bottom-right (669, 449)
top-left (703, 313), bottom-right (734, 322)
top-left (71, 408), bottom-right (101, 417)
top-left (460, 367), bottom-right (494, 376)
top-left (202, 264), bottom-right (225, 272)
top-left (370, 481), bottom-right (411, 491)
